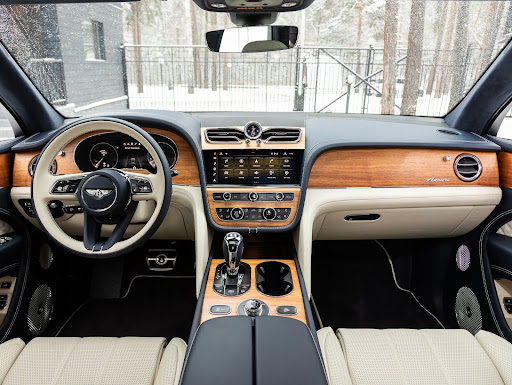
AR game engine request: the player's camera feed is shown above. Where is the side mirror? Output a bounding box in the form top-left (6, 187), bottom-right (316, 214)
top-left (206, 26), bottom-right (298, 53)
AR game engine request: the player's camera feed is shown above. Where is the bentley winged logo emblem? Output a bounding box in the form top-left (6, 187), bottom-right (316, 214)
top-left (85, 189), bottom-right (113, 200)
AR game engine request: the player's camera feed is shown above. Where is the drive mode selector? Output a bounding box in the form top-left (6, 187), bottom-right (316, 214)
top-left (230, 207), bottom-right (244, 220)
top-left (262, 207), bottom-right (276, 220)
top-left (237, 299), bottom-right (270, 316)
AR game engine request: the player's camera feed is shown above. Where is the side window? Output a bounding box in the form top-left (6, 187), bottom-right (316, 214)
top-left (0, 104), bottom-right (19, 141)
top-left (82, 20), bottom-right (106, 61)
top-left (496, 108), bottom-right (512, 140)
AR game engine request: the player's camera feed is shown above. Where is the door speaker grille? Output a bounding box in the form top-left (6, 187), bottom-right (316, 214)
top-left (39, 243), bottom-right (54, 270)
top-left (456, 245), bottom-right (470, 271)
top-left (455, 286), bottom-right (482, 335)
top-left (28, 284), bottom-right (53, 336)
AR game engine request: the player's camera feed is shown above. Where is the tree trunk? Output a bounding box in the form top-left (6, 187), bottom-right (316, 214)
top-left (211, 12), bottom-right (218, 91)
top-left (426, 2), bottom-right (447, 95)
top-left (132, 3), bottom-right (144, 94)
top-left (189, 2), bottom-right (201, 90)
top-left (223, 14), bottom-right (230, 91)
top-left (448, 1), bottom-right (469, 110)
top-left (203, 12), bottom-right (209, 89)
top-left (435, 1), bottom-right (456, 98)
top-left (381, 0), bottom-right (398, 115)
top-left (478, 1), bottom-right (505, 76)
top-left (400, 0), bottom-right (426, 116)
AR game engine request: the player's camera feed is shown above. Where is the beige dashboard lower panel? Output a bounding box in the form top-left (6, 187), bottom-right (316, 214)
top-left (294, 186), bottom-right (502, 297)
top-left (11, 185), bottom-right (212, 297)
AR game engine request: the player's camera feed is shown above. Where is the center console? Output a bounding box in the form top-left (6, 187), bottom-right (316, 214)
top-left (202, 122), bottom-right (304, 229)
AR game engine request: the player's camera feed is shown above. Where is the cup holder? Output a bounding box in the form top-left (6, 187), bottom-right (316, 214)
top-left (255, 261), bottom-right (293, 297)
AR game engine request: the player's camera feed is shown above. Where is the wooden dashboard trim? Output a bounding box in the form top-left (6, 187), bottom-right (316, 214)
top-left (498, 151), bottom-right (512, 188)
top-left (308, 148), bottom-right (499, 188)
top-left (12, 127), bottom-right (200, 187)
top-left (206, 187), bottom-right (300, 228)
top-left (201, 258), bottom-right (306, 325)
top-left (0, 153), bottom-right (13, 187)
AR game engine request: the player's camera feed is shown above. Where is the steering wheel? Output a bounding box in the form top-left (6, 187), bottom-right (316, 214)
top-left (31, 118), bottom-right (172, 258)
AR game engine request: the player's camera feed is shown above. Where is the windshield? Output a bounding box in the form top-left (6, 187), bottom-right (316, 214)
top-left (0, 0), bottom-right (510, 117)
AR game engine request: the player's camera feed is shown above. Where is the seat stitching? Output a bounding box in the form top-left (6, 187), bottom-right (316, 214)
top-left (419, 330), bottom-right (452, 385)
top-left (382, 330), bottom-right (409, 385)
top-left (51, 338), bottom-right (80, 385)
top-left (336, 331), bottom-right (356, 385)
top-left (96, 339), bottom-right (118, 385)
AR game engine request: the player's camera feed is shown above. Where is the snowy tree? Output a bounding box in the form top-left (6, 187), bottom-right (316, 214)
top-left (381, 0), bottom-right (398, 114)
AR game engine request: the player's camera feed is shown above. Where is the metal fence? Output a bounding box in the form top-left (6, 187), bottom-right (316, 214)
top-left (123, 44), bottom-right (497, 116)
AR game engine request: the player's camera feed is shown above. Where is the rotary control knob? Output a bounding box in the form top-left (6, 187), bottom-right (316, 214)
top-left (248, 192), bottom-right (259, 201)
top-left (244, 299), bottom-right (262, 317)
top-left (222, 192), bottom-right (232, 201)
top-left (275, 192), bottom-right (284, 201)
top-left (230, 207), bottom-right (244, 220)
top-left (262, 207), bottom-right (276, 221)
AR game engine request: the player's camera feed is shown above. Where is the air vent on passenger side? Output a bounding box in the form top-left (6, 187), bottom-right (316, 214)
top-left (454, 154), bottom-right (482, 182)
top-left (204, 128), bottom-right (244, 143)
top-left (262, 128), bottom-right (302, 143)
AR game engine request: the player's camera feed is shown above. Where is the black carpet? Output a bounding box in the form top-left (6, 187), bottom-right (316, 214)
top-left (58, 277), bottom-right (196, 340)
top-left (312, 241), bottom-right (442, 329)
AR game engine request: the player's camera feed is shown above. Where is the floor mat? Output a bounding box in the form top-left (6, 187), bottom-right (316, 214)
top-left (311, 240), bottom-right (442, 329)
top-left (58, 277), bottom-right (196, 340)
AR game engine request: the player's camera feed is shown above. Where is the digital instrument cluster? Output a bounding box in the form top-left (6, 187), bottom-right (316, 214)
top-left (74, 132), bottom-right (178, 173)
top-left (204, 149), bottom-right (302, 185)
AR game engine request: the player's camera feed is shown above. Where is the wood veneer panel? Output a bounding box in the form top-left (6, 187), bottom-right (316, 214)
top-left (201, 259), bottom-right (306, 325)
top-left (308, 148), bottom-right (499, 188)
top-left (0, 153), bottom-right (13, 187)
top-left (206, 187), bottom-right (300, 227)
top-left (12, 128), bottom-right (200, 187)
top-left (498, 151), bottom-right (512, 188)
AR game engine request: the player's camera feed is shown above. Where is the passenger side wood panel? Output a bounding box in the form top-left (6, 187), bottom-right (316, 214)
top-left (498, 151), bottom-right (512, 188)
top-left (308, 148), bottom-right (499, 188)
top-left (12, 128), bottom-right (200, 186)
top-left (0, 153), bottom-right (13, 187)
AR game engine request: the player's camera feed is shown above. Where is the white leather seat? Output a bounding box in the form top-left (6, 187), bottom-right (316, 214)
top-left (0, 336), bottom-right (186, 385)
top-left (318, 327), bottom-right (512, 385)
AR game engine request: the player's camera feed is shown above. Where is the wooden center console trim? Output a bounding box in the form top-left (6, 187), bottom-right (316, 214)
top-left (308, 148), bottom-right (499, 188)
top-left (201, 259), bottom-right (306, 325)
top-left (12, 127), bottom-right (200, 187)
top-left (201, 127), bottom-right (305, 150)
top-left (206, 187), bottom-right (300, 227)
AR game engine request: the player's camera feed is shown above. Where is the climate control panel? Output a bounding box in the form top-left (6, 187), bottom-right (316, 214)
top-left (207, 188), bottom-right (300, 228)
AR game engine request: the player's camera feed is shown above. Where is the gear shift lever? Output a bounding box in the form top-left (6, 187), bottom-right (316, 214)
top-left (223, 232), bottom-right (244, 277)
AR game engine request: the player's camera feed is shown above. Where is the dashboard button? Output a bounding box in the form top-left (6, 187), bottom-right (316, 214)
top-left (210, 305), bottom-right (231, 315)
top-left (235, 157), bottom-right (248, 168)
top-left (249, 157), bottom-right (263, 168)
top-left (276, 305), bottom-right (297, 315)
top-left (283, 193), bottom-right (295, 201)
top-left (262, 208), bottom-right (276, 220)
top-left (249, 192), bottom-right (259, 201)
top-left (222, 192), bottom-right (232, 201)
top-left (231, 208), bottom-right (244, 220)
top-left (212, 193), bottom-right (224, 201)
top-left (235, 169), bottom-right (248, 178)
top-left (275, 192), bottom-right (284, 201)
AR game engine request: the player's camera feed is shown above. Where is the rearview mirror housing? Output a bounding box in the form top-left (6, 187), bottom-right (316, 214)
top-left (206, 26), bottom-right (298, 53)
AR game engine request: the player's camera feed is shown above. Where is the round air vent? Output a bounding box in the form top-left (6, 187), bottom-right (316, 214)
top-left (28, 284), bottom-right (54, 336)
top-left (39, 243), bottom-right (54, 270)
top-left (454, 154), bottom-right (482, 182)
top-left (28, 156), bottom-right (57, 177)
top-left (455, 286), bottom-right (482, 335)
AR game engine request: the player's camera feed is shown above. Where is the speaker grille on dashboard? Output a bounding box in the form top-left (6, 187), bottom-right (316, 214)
top-left (39, 243), bottom-right (54, 270)
top-left (456, 245), bottom-right (470, 271)
top-left (455, 286), bottom-right (482, 335)
top-left (28, 284), bottom-right (53, 336)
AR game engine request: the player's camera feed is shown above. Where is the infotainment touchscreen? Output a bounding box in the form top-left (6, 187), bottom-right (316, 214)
top-left (204, 149), bottom-right (302, 185)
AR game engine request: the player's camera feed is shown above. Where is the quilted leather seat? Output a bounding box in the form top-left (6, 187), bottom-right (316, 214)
top-left (0, 336), bottom-right (186, 385)
top-left (318, 327), bottom-right (512, 385)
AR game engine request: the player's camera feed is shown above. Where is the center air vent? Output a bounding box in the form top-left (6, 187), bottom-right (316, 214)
top-left (205, 128), bottom-right (244, 143)
top-left (454, 154), bottom-right (482, 182)
top-left (262, 128), bottom-right (302, 143)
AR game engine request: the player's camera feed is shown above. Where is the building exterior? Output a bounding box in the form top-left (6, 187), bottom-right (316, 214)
top-left (0, 3), bottom-right (127, 116)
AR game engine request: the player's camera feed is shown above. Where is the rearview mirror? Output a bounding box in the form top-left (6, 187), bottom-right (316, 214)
top-left (206, 26), bottom-right (298, 53)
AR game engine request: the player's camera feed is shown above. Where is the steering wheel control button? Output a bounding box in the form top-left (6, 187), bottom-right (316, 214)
top-left (130, 178), bottom-right (153, 194)
top-left (63, 205), bottom-right (84, 214)
top-left (19, 200), bottom-right (36, 217)
top-left (276, 305), bottom-right (298, 316)
top-left (262, 207), bottom-right (276, 220)
top-left (210, 305), bottom-right (231, 315)
top-left (248, 192), bottom-right (259, 201)
top-left (230, 207), bottom-right (244, 220)
top-left (275, 192), bottom-right (285, 201)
